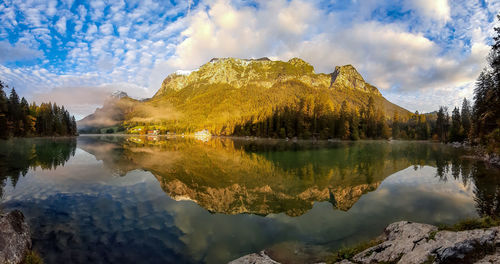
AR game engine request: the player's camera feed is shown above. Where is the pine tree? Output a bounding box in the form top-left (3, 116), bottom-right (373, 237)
top-left (461, 98), bottom-right (472, 139)
top-left (0, 81), bottom-right (8, 139)
top-left (350, 109), bottom-right (360, 140)
top-left (450, 107), bottom-right (462, 142)
top-left (20, 97), bottom-right (32, 136)
top-left (8, 88), bottom-right (21, 136)
top-left (366, 97), bottom-right (376, 138)
top-left (392, 111), bottom-right (400, 139)
top-left (472, 14), bottom-right (500, 145)
top-left (436, 106), bottom-right (449, 142)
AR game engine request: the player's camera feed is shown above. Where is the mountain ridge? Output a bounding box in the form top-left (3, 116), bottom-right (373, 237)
top-left (79, 57), bottom-right (410, 136)
top-left (154, 57), bottom-right (382, 98)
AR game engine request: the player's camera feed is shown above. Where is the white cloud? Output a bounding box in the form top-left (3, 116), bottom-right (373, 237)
top-left (55, 16), bottom-right (67, 35)
top-left (407, 0), bottom-right (451, 22)
top-left (100, 23), bottom-right (114, 35)
top-left (46, 0), bottom-right (57, 17)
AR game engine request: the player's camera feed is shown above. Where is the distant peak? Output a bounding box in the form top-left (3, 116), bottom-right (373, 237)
top-left (110, 90), bottom-right (128, 99)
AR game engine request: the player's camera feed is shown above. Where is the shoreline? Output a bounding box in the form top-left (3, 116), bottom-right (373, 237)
top-left (68, 134), bottom-right (500, 167)
top-left (230, 217), bottom-right (500, 264)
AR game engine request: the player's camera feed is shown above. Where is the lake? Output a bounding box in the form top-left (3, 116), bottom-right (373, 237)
top-left (0, 136), bottom-right (499, 264)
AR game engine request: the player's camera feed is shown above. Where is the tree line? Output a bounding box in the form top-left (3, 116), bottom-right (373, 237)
top-left (0, 81), bottom-right (77, 139)
top-left (471, 15), bottom-right (500, 152)
top-left (232, 96), bottom-right (391, 140)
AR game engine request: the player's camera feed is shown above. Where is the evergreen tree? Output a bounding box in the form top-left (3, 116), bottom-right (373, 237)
top-left (450, 107), bottom-right (462, 142)
top-left (365, 97), bottom-right (376, 138)
top-left (471, 14), bottom-right (500, 146)
top-left (436, 107), bottom-right (449, 142)
top-left (392, 111), bottom-right (400, 139)
top-left (461, 98), bottom-right (472, 140)
top-left (0, 81), bottom-right (8, 139)
top-left (350, 109), bottom-right (360, 140)
top-left (8, 88), bottom-right (21, 136)
top-left (0, 80), bottom-right (78, 138)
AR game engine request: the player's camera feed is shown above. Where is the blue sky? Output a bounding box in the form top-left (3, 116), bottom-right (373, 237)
top-left (0, 0), bottom-right (498, 119)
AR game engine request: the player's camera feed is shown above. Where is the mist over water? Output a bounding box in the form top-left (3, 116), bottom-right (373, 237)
top-left (0, 136), bottom-right (499, 264)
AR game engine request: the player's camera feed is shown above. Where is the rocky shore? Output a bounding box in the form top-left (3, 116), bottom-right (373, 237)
top-left (230, 221), bottom-right (500, 264)
top-left (0, 210), bottom-right (32, 264)
top-left (450, 141), bottom-right (500, 167)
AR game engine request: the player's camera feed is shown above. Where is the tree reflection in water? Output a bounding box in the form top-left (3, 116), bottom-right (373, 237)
top-left (0, 138), bottom-right (76, 198)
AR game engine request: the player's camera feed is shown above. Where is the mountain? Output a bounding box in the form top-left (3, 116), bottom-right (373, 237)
top-left (77, 91), bottom-right (138, 133)
top-left (79, 57), bottom-right (410, 137)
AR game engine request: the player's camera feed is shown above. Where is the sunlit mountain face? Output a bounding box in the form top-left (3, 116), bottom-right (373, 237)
top-left (1, 136), bottom-right (499, 264)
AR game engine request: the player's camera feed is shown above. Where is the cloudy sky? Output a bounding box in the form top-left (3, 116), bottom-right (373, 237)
top-left (0, 0), bottom-right (498, 119)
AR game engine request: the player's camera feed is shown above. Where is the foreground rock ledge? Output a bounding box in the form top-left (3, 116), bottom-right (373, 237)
top-left (340, 221), bottom-right (500, 264)
top-left (229, 221), bottom-right (500, 264)
top-left (0, 210), bottom-right (31, 264)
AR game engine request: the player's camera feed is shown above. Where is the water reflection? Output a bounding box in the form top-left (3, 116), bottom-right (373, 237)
top-left (0, 136), bottom-right (499, 264)
top-left (76, 136), bottom-right (500, 217)
top-left (0, 138), bottom-right (76, 198)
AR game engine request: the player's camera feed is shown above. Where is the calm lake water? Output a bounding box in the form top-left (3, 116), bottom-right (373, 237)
top-left (0, 136), bottom-right (499, 264)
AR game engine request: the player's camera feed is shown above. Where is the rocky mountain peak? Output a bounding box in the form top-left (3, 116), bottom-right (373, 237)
top-left (154, 58), bottom-right (381, 98)
top-left (330, 65), bottom-right (381, 96)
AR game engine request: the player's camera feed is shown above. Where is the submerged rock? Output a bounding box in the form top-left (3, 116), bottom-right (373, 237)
top-left (0, 210), bottom-right (31, 264)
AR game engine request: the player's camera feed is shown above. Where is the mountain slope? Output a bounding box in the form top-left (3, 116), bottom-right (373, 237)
top-left (80, 57), bottom-right (410, 137)
top-left (77, 92), bottom-right (138, 133)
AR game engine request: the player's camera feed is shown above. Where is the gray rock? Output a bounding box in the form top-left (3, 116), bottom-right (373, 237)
top-left (476, 251), bottom-right (500, 264)
top-left (231, 222), bottom-right (500, 264)
top-left (228, 251), bottom-right (280, 264)
top-left (0, 210), bottom-right (31, 264)
top-left (342, 221), bottom-right (500, 264)
top-left (352, 221), bottom-right (437, 264)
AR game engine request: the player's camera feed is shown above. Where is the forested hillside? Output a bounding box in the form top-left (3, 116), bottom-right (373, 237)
top-left (0, 81), bottom-right (77, 139)
top-left (114, 58), bottom-right (411, 139)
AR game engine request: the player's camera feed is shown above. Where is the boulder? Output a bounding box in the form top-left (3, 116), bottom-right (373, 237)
top-left (344, 222), bottom-right (500, 264)
top-left (228, 251), bottom-right (280, 264)
top-left (0, 210), bottom-right (31, 264)
top-left (230, 221), bottom-right (500, 264)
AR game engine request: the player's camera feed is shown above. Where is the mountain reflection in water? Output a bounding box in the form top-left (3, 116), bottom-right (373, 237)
top-left (76, 136), bottom-right (500, 217)
top-left (0, 136), bottom-right (499, 264)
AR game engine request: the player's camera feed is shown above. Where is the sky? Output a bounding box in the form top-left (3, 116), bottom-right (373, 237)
top-left (0, 0), bottom-right (499, 120)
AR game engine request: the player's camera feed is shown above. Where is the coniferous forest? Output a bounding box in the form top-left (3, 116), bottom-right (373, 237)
top-left (0, 81), bottom-right (77, 139)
